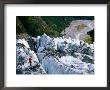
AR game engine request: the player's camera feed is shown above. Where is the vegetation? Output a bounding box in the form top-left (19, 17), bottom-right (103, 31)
top-left (84, 35), bottom-right (92, 44)
top-left (16, 16), bottom-right (94, 37)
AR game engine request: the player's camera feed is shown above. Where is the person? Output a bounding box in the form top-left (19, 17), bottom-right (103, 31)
top-left (28, 56), bottom-right (32, 66)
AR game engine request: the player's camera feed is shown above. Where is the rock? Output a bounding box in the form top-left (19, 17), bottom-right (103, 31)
top-left (61, 20), bottom-right (94, 40)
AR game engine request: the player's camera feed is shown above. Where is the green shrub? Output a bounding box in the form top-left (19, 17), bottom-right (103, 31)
top-left (84, 35), bottom-right (92, 44)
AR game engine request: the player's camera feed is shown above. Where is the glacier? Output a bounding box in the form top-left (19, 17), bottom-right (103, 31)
top-left (16, 33), bottom-right (94, 75)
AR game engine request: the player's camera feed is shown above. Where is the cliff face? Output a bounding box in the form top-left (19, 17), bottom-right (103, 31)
top-left (61, 20), bottom-right (94, 42)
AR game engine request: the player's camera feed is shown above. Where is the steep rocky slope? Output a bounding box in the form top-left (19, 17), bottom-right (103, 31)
top-left (61, 20), bottom-right (94, 41)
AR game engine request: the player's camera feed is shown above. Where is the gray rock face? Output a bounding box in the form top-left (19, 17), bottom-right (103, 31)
top-left (61, 20), bottom-right (94, 40)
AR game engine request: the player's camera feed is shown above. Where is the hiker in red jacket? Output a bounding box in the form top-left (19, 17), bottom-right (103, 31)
top-left (28, 56), bottom-right (32, 66)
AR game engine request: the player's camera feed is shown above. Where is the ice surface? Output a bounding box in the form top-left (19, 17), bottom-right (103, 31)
top-left (16, 38), bottom-right (46, 74)
top-left (16, 34), bottom-right (94, 74)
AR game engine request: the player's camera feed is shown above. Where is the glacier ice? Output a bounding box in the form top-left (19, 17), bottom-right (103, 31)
top-left (16, 34), bottom-right (94, 75)
top-left (16, 39), bottom-right (46, 74)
